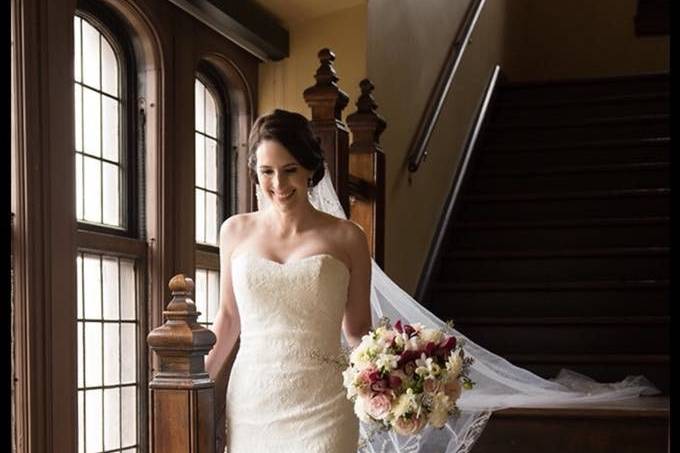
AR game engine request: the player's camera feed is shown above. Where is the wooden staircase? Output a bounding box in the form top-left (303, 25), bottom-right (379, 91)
top-left (424, 73), bottom-right (670, 452)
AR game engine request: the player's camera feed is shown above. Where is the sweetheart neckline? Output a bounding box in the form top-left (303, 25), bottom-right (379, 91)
top-left (231, 252), bottom-right (350, 275)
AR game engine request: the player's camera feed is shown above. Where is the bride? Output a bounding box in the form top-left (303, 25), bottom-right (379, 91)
top-left (206, 109), bottom-right (369, 452)
top-left (205, 109), bottom-right (659, 453)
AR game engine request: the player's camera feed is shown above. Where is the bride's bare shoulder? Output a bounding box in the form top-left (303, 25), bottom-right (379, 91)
top-left (319, 212), bottom-right (368, 249)
top-left (219, 211), bottom-right (260, 242)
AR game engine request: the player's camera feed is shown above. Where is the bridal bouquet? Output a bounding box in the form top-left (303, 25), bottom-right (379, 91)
top-left (342, 319), bottom-right (474, 436)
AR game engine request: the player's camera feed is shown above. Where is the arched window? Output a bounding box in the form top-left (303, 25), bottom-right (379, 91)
top-left (194, 70), bottom-right (231, 328)
top-left (74, 10), bottom-right (144, 453)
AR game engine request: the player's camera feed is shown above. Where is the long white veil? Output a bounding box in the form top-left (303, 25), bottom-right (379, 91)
top-left (256, 167), bottom-right (660, 453)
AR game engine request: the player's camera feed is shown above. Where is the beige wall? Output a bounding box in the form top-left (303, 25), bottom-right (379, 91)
top-left (367, 0), bottom-right (519, 294)
top-left (506, 0), bottom-right (669, 81)
top-left (258, 4), bottom-right (367, 117)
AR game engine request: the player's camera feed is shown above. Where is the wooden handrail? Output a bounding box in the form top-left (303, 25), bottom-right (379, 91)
top-left (407, 0), bottom-right (486, 173)
top-left (415, 65), bottom-right (502, 303)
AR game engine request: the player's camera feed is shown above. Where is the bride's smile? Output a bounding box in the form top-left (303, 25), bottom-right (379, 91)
top-left (255, 139), bottom-right (314, 211)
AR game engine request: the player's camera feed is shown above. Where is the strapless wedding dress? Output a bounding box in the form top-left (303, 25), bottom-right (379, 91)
top-left (225, 252), bottom-right (360, 453)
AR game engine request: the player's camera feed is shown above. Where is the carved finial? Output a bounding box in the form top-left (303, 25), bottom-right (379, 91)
top-left (313, 48), bottom-right (339, 87)
top-left (356, 79), bottom-right (378, 113)
top-left (318, 48), bottom-right (334, 64)
top-left (169, 273), bottom-right (194, 295)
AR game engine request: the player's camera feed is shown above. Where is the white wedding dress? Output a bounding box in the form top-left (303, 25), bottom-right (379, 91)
top-left (222, 166), bottom-right (659, 453)
top-left (225, 251), bottom-right (360, 453)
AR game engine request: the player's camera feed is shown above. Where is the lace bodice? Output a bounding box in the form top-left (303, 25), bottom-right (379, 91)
top-left (225, 252), bottom-right (359, 453)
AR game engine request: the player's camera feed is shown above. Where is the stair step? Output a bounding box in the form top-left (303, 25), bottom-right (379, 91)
top-left (495, 91), bottom-right (668, 108)
top-left (473, 396), bottom-right (669, 453)
top-left (471, 161), bottom-right (669, 193)
top-left (484, 136), bottom-right (669, 153)
top-left (460, 188), bottom-right (669, 221)
top-left (448, 217), bottom-right (669, 250)
top-left (484, 115), bottom-right (669, 145)
top-left (500, 73), bottom-right (669, 100)
top-left (429, 285), bottom-right (668, 318)
top-left (492, 93), bottom-right (669, 125)
top-left (433, 279), bottom-right (669, 291)
top-left (439, 247), bottom-right (669, 282)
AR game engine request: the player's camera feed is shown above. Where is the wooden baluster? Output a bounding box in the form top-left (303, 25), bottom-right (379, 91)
top-left (303, 48), bottom-right (351, 216)
top-left (147, 274), bottom-right (217, 453)
top-left (347, 79), bottom-right (387, 267)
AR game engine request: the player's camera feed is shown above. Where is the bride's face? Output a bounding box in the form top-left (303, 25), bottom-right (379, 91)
top-left (255, 139), bottom-right (314, 210)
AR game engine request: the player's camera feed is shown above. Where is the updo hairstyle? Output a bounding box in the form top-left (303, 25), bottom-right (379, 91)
top-left (247, 109), bottom-right (326, 187)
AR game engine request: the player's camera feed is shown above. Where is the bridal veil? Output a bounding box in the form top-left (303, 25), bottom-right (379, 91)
top-left (256, 166), bottom-right (659, 453)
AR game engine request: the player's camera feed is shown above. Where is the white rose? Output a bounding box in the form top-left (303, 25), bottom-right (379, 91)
top-left (353, 396), bottom-right (371, 422)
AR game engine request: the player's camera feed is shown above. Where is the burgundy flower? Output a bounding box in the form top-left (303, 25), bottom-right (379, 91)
top-left (388, 374), bottom-right (402, 389)
top-left (370, 379), bottom-right (389, 393)
top-left (424, 341), bottom-right (436, 355)
top-left (439, 335), bottom-right (456, 352)
top-left (403, 324), bottom-right (416, 337)
top-left (394, 320), bottom-right (404, 333)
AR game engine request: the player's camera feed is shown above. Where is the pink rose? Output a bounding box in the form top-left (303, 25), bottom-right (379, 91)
top-left (359, 366), bottom-right (380, 386)
top-left (366, 394), bottom-right (392, 419)
top-left (393, 415), bottom-right (425, 436)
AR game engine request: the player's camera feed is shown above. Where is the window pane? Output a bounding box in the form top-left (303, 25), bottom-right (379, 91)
top-left (195, 134), bottom-right (205, 188)
top-left (120, 323), bottom-right (136, 384)
top-left (101, 37), bottom-right (118, 97)
top-left (102, 256), bottom-right (119, 319)
top-left (81, 20), bottom-right (100, 89)
top-left (120, 259), bottom-right (136, 320)
top-left (84, 322), bottom-right (102, 387)
top-left (205, 191), bottom-right (217, 246)
top-left (103, 387), bottom-right (121, 450)
top-left (195, 79), bottom-right (204, 132)
top-left (208, 270), bottom-right (220, 323)
top-left (83, 156), bottom-right (102, 223)
top-left (75, 153), bottom-right (84, 225)
top-left (102, 162), bottom-right (120, 226)
top-left (77, 322), bottom-right (84, 388)
top-left (102, 96), bottom-right (119, 162)
top-left (78, 391), bottom-right (85, 453)
top-left (195, 190), bottom-right (205, 243)
top-left (74, 17), bottom-right (82, 83)
top-left (85, 389), bottom-right (103, 453)
top-left (205, 89), bottom-right (217, 137)
top-left (121, 386), bottom-right (137, 447)
top-left (205, 138), bottom-right (217, 191)
top-left (103, 323), bottom-right (120, 385)
top-left (75, 85), bottom-right (82, 152)
top-left (82, 87), bottom-right (101, 157)
top-left (83, 254), bottom-right (102, 319)
top-left (195, 269), bottom-right (207, 323)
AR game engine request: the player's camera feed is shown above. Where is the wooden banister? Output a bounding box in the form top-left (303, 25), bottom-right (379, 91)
top-left (406, 0), bottom-right (486, 173)
top-left (347, 79), bottom-right (387, 267)
top-left (303, 48), bottom-right (351, 216)
top-left (147, 274), bottom-right (217, 453)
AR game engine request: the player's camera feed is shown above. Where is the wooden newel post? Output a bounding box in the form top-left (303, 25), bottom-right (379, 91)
top-left (303, 48), bottom-right (351, 216)
top-left (347, 79), bottom-right (387, 267)
top-left (147, 274), bottom-right (217, 453)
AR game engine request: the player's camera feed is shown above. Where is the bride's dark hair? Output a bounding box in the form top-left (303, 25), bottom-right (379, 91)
top-left (247, 109), bottom-right (326, 187)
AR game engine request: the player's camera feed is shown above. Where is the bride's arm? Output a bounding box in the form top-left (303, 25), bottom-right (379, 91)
top-left (205, 217), bottom-right (242, 380)
top-left (341, 220), bottom-right (373, 349)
